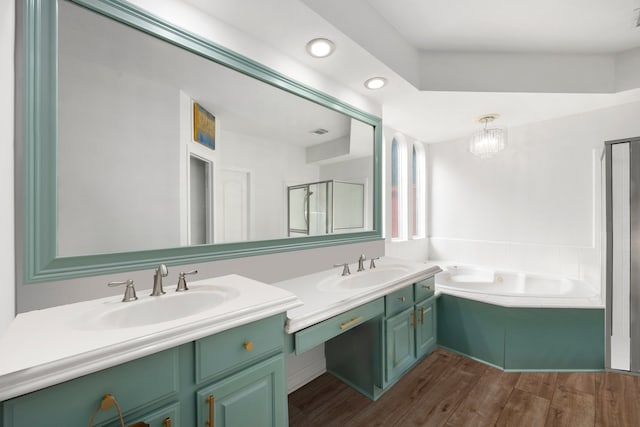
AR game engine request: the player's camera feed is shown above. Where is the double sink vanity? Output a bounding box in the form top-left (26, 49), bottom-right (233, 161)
top-left (7, 1), bottom-right (435, 425)
top-left (0, 257), bottom-right (440, 426)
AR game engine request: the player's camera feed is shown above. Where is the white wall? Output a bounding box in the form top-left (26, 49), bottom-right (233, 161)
top-left (429, 101), bottom-right (640, 286)
top-left (219, 129), bottom-right (320, 241)
top-left (419, 52), bottom-right (616, 93)
top-left (58, 56), bottom-right (181, 256)
top-left (0, 0), bottom-right (15, 334)
top-left (616, 48), bottom-right (640, 92)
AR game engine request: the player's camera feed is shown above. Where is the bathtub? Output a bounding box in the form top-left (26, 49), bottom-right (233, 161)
top-left (434, 264), bottom-right (603, 308)
top-left (434, 264), bottom-right (605, 370)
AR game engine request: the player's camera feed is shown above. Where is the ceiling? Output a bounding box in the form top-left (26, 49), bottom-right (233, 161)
top-left (181, 0), bottom-right (640, 143)
top-left (64, 0), bottom-right (359, 149)
top-left (365, 0), bottom-right (640, 54)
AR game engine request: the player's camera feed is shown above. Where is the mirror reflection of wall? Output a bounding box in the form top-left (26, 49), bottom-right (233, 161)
top-left (55, 0), bottom-right (375, 257)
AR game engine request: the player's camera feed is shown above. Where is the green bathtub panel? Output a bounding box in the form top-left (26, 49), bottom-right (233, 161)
top-left (504, 308), bottom-right (605, 370)
top-left (437, 295), bottom-right (605, 371)
top-left (437, 295), bottom-right (505, 367)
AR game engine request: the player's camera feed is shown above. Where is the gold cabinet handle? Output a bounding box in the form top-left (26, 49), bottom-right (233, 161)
top-left (243, 340), bottom-right (254, 352)
top-left (340, 316), bottom-right (363, 330)
top-left (422, 285), bottom-right (432, 290)
top-left (399, 296), bottom-right (406, 302)
top-left (162, 417), bottom-right (172, 427)
top-left (420, 307), bottom-right (425, 324)
top-left (206, 395), bottom-right (214, 427)
top-left (411, 310), bottom-right (416, 329)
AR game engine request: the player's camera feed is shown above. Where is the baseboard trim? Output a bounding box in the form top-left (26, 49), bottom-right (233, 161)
top-left (287, 358), bottom-right (326, 394)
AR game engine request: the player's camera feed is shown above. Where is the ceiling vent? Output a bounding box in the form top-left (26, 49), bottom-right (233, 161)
top-left (310, 128), bottom-right (329, 135)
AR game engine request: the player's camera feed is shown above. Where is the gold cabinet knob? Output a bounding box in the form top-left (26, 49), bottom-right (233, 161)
top-left (422, 285), bottom-right (431, 290)
top-left (243, 341), bottom-right (254, 352)
top-left (399, 296), bottom-right (406, 302)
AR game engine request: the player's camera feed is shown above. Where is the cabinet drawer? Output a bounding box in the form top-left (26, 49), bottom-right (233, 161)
top-left (295, 298), bottom-right (384, 355)
top-left (3, 348), bottom-right (179, 427)
top-left (414, 277), bottom-right (435, 302)
top-left (196, 314), bottom-right (285, 384)
top-left (385, 286), bottom-right (414, 316)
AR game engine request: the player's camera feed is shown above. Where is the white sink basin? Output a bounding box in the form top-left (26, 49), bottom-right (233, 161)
top-left (317, 265), bottom-right (412, 292)
top-left (77, 286), bottom-right (240, 330)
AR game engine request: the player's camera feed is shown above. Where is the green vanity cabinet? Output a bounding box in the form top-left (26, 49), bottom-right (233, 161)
top-left (384, 277), bottom-right (437, 386)
top-left (324, 276), bottom-right (438, 400)
top-left (2, 314), bottom-right (288, 427)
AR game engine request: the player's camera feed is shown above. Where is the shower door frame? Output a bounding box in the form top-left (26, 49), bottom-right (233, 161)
top-left (605, 136), bottom-right (640, 372)
top-left (287, 180), bottom-right (332, 237)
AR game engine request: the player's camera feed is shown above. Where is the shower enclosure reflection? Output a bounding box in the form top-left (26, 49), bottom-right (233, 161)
top-left (288, 180), bottom-right (365, 236)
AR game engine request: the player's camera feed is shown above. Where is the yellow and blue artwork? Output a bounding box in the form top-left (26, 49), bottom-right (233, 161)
top-left (193, 102), bottom-right (215, 149)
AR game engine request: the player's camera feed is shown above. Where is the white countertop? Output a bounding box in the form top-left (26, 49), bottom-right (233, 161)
top-left (0, 274), bottom-right (301, 401)
top-left (272, 258), bottom-right (442, 333)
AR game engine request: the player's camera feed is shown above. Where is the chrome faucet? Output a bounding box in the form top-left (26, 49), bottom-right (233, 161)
top-left (357, 254), bottom-right (366, 272)
top-left (151, 264), bottom-right (168, 296)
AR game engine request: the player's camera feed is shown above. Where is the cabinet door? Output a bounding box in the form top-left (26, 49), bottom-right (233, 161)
top-left (197, 355), bottom-right (287, 427)
top-left (416, 297), bottom-right (437, 358)
top-left (385, 307), bottom-right (416, 383)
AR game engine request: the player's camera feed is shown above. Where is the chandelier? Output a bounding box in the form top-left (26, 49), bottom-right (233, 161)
top-left (469, 114), bottom-right (506, 159)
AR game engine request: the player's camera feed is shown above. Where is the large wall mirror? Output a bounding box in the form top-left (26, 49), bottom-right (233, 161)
top-left (20, 0), bottom-right (382, 283)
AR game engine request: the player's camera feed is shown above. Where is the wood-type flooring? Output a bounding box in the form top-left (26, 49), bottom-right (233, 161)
top-left (288, 348), bottom-right (640, 426)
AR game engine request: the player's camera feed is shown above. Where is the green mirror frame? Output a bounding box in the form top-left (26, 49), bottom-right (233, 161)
top-left (20, 0), bottom-right (383, 283)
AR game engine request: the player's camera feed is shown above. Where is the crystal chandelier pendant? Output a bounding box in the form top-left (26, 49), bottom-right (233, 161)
top-left (469, 114), bottom-right (506, 159)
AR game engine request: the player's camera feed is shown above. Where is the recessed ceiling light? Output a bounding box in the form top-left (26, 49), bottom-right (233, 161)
top-left (306, 38), bottom-right (335, 58)
top-left (364, 77), bottom-right (387, 90)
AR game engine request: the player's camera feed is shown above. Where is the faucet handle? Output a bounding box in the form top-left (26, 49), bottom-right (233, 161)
top-left (369, 257), bottom-right (380, 269)
top-left (176, 270), bottom-right (198, 292)
top-left (108, 279), bottom-right (138, 302)
top-left (333, 263), bottom-right (351, 276)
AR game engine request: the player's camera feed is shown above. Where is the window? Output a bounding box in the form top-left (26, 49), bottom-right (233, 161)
top-left (389, 136), bottom-right (425, 241)
top-left (412, 143), bottom-right (426, 239)
top-left (391, 137), bottom-right (407, 240)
